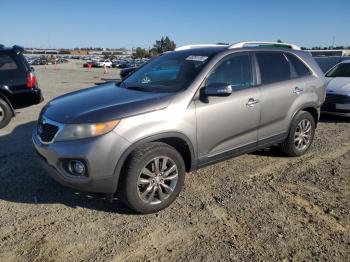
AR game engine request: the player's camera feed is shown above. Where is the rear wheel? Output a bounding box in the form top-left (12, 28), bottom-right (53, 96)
top-left (280, 111), bottom-right (315, 156)
top-left (0, 98), bottom-right (12, 129)
top-left (120, 142), bottom-right (186, 214)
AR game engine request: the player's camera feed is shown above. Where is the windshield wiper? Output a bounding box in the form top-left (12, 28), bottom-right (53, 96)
top-left (125, 85), bottom-right (150, 92)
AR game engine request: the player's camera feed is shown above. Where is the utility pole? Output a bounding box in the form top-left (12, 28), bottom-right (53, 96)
top-left (331, 36), bottom-right (335, 49)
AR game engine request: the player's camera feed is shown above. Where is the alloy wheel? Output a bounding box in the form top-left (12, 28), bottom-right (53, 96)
top-left (137, 156), bottom-right (178, 205)
top-left (294, 119), bottom-right (312, 151)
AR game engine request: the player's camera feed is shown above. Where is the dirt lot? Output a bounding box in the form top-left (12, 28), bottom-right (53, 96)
top-left (0, 61), bottom-right (349, 261)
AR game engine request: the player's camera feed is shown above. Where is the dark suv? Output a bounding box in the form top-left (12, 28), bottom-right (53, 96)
top-left (0, 45), bottom-right (43, 128)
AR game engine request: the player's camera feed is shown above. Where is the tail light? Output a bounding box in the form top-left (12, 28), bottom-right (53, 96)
top-left (26, 72), bottom-right (37, 89)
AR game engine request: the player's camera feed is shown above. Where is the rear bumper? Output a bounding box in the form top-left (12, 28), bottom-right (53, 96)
top-left (10, 87), bottom-right (43, 109)
top-left (32, 129), bottom-right (131, 193)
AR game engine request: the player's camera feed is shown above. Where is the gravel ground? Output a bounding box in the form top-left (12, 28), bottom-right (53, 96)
top-left (0, 60), bottom-right (349, 262)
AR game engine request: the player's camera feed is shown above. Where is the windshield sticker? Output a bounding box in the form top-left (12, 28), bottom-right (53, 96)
top-left (186, 55), bottom-right (208, 62)
top-left (141, 76), bottom-right (151, 84)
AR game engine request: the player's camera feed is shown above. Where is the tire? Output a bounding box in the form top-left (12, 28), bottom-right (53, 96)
top-left (120, 142), bottom-right (186, 214)
top-left (0, 98), bottom-right (12, 129)
top-left (280, 111), bottom-right (315, 157)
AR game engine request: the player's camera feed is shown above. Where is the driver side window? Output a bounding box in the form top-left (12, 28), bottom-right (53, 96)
top-left (206, 54), bottom-right (253, 91)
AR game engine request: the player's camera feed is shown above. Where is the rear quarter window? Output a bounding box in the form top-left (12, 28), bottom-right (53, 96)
top-left (285, 53), bottom-right (311, 77)
top-left (0, 54), bottom-right (18, 71)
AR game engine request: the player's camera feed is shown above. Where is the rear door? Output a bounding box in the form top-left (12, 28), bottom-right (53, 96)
top-left (195, 52), bottom-right (261, 163)
top-left (255, 51), bottom-right (310, 144)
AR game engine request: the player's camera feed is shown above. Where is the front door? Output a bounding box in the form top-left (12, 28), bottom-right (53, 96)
top-left (195, 52), bottom-right (261, 164)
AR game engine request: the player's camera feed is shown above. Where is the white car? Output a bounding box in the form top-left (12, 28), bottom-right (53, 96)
top-left (322, 60), bottom-right (350, 116)
top-left (94, 59), bottom-right (112, 67)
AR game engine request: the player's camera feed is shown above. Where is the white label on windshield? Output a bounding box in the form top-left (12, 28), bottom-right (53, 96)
top-left (186, 55), bottom-right (208, 62)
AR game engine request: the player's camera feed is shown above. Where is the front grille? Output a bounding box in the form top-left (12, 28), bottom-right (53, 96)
top-left (38, 122), bottom-right (59, 143)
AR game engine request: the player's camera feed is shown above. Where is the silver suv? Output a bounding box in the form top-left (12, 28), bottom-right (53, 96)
top-left (33, 42), bottom-right (326, 213)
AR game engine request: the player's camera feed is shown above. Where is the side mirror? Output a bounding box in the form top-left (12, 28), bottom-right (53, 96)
top-left (202, 83), bottom-right (232, 97)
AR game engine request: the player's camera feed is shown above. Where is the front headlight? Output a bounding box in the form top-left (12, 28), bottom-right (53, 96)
top-left (55, 120), bottom-right (120, 141)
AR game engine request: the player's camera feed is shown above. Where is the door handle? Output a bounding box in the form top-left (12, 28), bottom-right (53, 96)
top-left (246, 98), bottom-right (259, 107)
top-left (293, 86), bottom-right (304, 94)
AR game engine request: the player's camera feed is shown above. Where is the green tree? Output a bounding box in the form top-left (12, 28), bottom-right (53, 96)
top-left (134, 47), bottom-right (150, 59)
top-left (151, 36), bottom-right (176, 56)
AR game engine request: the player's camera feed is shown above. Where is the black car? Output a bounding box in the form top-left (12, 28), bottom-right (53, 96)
top-left (0, 45), bottom-right (43, 128)
top-left (120, 66), bottom-right (138, 80)
top-left (120, 62), bottom-right (147, 80)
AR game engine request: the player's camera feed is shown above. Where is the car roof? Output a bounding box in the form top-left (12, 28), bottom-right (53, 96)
top-left (339, 59), bottom-right (350, 64)
top-left (0, 44), bottom-right (25, 54)
top-left (175, 42), bottom-right (301, 53)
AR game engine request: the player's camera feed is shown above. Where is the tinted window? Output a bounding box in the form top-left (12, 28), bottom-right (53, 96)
top-left (256, 52), bottom-right (291, 84)
top-left (286, 53), bottom-right (311, 77)
top-left (325, 63), bottom-right (350, 77)
top-left (0, 55), bottom-right (18, 71)
top-left (206, 54), bottom-right (253, 90)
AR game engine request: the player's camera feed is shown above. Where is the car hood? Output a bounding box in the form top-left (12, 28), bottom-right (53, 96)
top-left (44, 82), bottom-right (174, 124)
top-left (326, 77), bottom-right (350, 95)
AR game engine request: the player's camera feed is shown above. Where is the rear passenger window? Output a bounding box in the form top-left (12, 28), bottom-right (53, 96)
top-left (285, 53), bottom-right (311, 77)
top-left (0, 55), bottom-right (18, 70)
top-left (256, 52), bottom-right (291, 84)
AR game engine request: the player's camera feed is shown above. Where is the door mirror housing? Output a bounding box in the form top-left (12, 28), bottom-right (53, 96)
top-left (202, 83), bottom-right (232, 97)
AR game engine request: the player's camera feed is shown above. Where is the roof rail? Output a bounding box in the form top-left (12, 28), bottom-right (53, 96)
top-left (175, 44), bottom-right (229, 51)
top-left (229, 42), bottom-right (301, 50)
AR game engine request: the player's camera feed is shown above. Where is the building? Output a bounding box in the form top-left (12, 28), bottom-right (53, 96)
top-left (25, 48), bottom-right (59, 54)
top-left (307, 49), bottom-right (350, 57)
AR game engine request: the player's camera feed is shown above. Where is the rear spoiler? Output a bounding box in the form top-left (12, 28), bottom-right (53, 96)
top-left (12, 45), bottom-right (24, 55)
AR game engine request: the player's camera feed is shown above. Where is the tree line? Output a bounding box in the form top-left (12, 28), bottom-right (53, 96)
top-left (133, 37), bottom-right (350, 58)
top-left (133, 36), bottom-right (176, 58)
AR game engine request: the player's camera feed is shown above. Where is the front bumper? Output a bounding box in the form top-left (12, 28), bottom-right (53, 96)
top-left (321, 93), bottom-right (350, 117)
top-left (32, 130), bottom-right (131, 193)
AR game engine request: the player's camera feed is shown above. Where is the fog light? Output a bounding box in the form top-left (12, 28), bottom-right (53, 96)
top-left (68, 160), bottom-right (86, 176)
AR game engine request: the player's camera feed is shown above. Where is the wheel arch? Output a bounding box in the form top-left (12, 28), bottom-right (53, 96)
top-left (0, 92), bottom-right (15, 116)
top-left (291, 103), bottom-right (319, 128)
top-left (113, 132), bottom-right (196, 193)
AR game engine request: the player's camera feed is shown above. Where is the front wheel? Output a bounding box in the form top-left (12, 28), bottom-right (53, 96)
top-left (280, 111), bottom-right (315, 156)
top-left (120, 142), bottom-right (186, 214)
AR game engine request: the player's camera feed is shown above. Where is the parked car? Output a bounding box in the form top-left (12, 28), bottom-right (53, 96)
top-left (0, 45), bottom-right (43, 128)
top-left (83, 61), bottom-right (94, 68)
top-left (120, 66), bottom-right (138, 80)
top-left (112, 60), bottom-right (123, 68)
top-left (120, 61), bottom-right (147, 79)
top-left (94, 59), bottom-right (112, 67)
top-left (314, 56), bottom-right (350, 73)
top-left (118, 62), bottom-right (131, 69)
top-left (321, 60), bottom-right (350, 116)
top-left (33, 42), bottom-right (326, 213)
top-left (30, 59), bottom-right (47, 65)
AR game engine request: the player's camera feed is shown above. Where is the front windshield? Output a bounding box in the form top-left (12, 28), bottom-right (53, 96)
top-left (122, 50), bottom-right (219, 92)
top-left (325, 62), bottom-right (350, 77)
